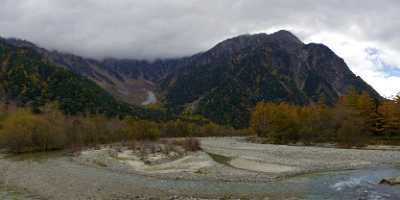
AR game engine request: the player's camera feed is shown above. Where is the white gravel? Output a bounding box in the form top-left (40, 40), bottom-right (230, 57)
top-left (201, 137), bottom-right (400, 175)
top-left (0, 137), bottom-right (399, 199)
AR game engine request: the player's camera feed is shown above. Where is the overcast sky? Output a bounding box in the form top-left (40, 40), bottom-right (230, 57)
top-left (1, 0), bottom-right (400, 97)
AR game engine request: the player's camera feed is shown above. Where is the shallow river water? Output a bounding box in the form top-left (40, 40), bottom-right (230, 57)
top-left (275, 166), bottom-right (400, 200)
top-left (151, 166), bottom-right (400, 199)
top-left (1, 165), bottom-right (399, 199)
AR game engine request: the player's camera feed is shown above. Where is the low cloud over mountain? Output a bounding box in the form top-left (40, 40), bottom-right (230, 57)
top-left (1, 0), bottom-right (400, 96)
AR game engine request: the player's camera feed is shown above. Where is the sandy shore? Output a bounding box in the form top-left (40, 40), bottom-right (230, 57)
top-left (0, 137), bottom-right (399, 199)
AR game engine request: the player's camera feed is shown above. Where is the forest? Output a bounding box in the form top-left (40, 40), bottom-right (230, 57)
top-left (3, 36), bottom-right (399, 154)
top-left (1, 88), bottom-right (399, 153)
top-left (0, 38), bottom-right (246, 153)
top-left (250, 89), bottom-right (400, 147)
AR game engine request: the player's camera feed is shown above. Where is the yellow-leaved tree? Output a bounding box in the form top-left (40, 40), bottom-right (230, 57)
top-left (378, 96), bottom-right (400, 137)
top-left (0, 108), bottom-right (67, 153)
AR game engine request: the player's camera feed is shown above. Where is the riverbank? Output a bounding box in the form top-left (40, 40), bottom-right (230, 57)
top-left (200, 137), bottom-right (400, 177)
top-left (0, 137), bottom-right (400, 199)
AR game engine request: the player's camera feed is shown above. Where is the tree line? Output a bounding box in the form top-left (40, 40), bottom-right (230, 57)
top-left (0, 103), bottom-right (246, 153)
top-left (250, 89), bottom-right (400, 147)
top-left (1, 88), bottom-right (399, 153)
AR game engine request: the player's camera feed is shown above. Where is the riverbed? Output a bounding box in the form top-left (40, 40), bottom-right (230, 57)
top-left (0, 137), bottom-right (399, 199)
top-left (0, 186), bottom-right (41, 200)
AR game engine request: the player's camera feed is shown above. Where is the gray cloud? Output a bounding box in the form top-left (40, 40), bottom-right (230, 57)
top-left (3, 0), bottom-right (400, 96)
top-left (1, 0), bottom-right (399, 60)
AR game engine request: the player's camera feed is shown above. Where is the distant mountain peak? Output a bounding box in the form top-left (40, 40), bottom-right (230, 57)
top-left (2, 37), bottom-right (38, 49)
top-left (270, 30), bottom-right (303, 45)
top-left (1, 33), bottom-right (382, 128)
top-left (209, 30), bottom-right (304, 55)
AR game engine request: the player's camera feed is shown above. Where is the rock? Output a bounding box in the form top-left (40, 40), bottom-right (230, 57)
top-left (379, 177), bottom-right (400, 185)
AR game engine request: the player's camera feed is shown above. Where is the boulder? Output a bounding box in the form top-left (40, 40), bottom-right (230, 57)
top-left (380, 177), bottom-right (400, 185)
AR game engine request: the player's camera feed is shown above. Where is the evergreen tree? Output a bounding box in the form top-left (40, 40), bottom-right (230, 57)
top-left (378, 99), bottom-right (400, 137)
top-left (357, 91), bottom-right (381, 135)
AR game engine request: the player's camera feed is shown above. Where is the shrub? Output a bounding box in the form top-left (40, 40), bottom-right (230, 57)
top-left (0, 109), bottom-right (67, 153)
top-left (172, 138), bottom-right (202, 152)
top-left (124, 119), bottom-right (161, 141)
top-left (65, 115), bottom-right (125, 146)
top-left (199, 123), bottom-right (233, 137)
top-left (183, 138), bottom-right (201, 151)
top-left (161, 120), bottom-right (201, 137)
top-left (336, 120), bottom-right (367, 148)
top-left (334, 108), bottom-right (367, 148)
top-left (67, 116), bottom-right (98, 146)
top-left (160, 120), bottom-right (247, 138)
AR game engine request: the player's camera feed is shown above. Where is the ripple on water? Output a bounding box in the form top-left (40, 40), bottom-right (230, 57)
top-left (323, 167), bottom-right (400, 200)
top-left (331, 176), bottom-right (374, 191)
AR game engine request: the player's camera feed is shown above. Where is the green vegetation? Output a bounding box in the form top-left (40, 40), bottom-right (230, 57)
top-left (124, 119), bottom-right (161, 141)
top-left (0, 38), bottom-right (399, 154)
top-left (0, 40), bottom-right (170, 121)
top-left (1, 89), bottom-right (398, 153)
top-left (0, 108), bottom-right (66, 152)
top-left (250, 89), bottom-right (400, 147)
top-left (207, 153), bottom-right (232, 166)
top-left (0, 38), bottom-right (250, 154)
top-left (160, 37), bottom-right (381, 129)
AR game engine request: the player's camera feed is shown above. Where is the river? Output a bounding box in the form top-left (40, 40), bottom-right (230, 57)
top-left (144, 166), bottom-right (400, 199)
top-left (1, 166), bottom-right (398, 199)
top-left (1, 137), bottom-right (400, 199)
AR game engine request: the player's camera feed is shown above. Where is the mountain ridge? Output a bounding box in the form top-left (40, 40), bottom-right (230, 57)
top-left (0, 30), bottom-right (383, 127)
top-left (158, 31), bottom-right (382, 126)
top-left (0, 38), bottom-right (170, 121)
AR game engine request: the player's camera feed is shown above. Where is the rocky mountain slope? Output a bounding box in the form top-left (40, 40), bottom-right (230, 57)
top-left (159, 31), bottom-right (381, 126)
top-left (4, 38), bottom-right (168, 105)
top-left (2, 30), bottom-right (382, 127)
top-left (0, 38), bottom-right (166, 120)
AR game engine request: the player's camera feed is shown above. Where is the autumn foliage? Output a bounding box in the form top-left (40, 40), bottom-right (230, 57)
top-left (378, 96), bottom-right (400, 137)
top-left (250, 90), bottom-right (400, 147)
top-left (1, 89), bottom-right (399, 153)
top-left (0, 103), bottom-right (245, 153)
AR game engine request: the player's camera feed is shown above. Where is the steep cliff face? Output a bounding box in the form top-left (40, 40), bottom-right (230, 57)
top-left (159, 31), bottom-right (381, 127)
top-left (1, 30), bottom-right (382, 127)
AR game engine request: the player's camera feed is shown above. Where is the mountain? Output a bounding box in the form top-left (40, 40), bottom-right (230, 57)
top-left (159, 31), bottom-right (381, 127)
top-left (3, 38), bottom-right (184, 105)
top-left (2, 30), bottom-right (382, 127)
top-left (0, 38), bottom-right (168, 120)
